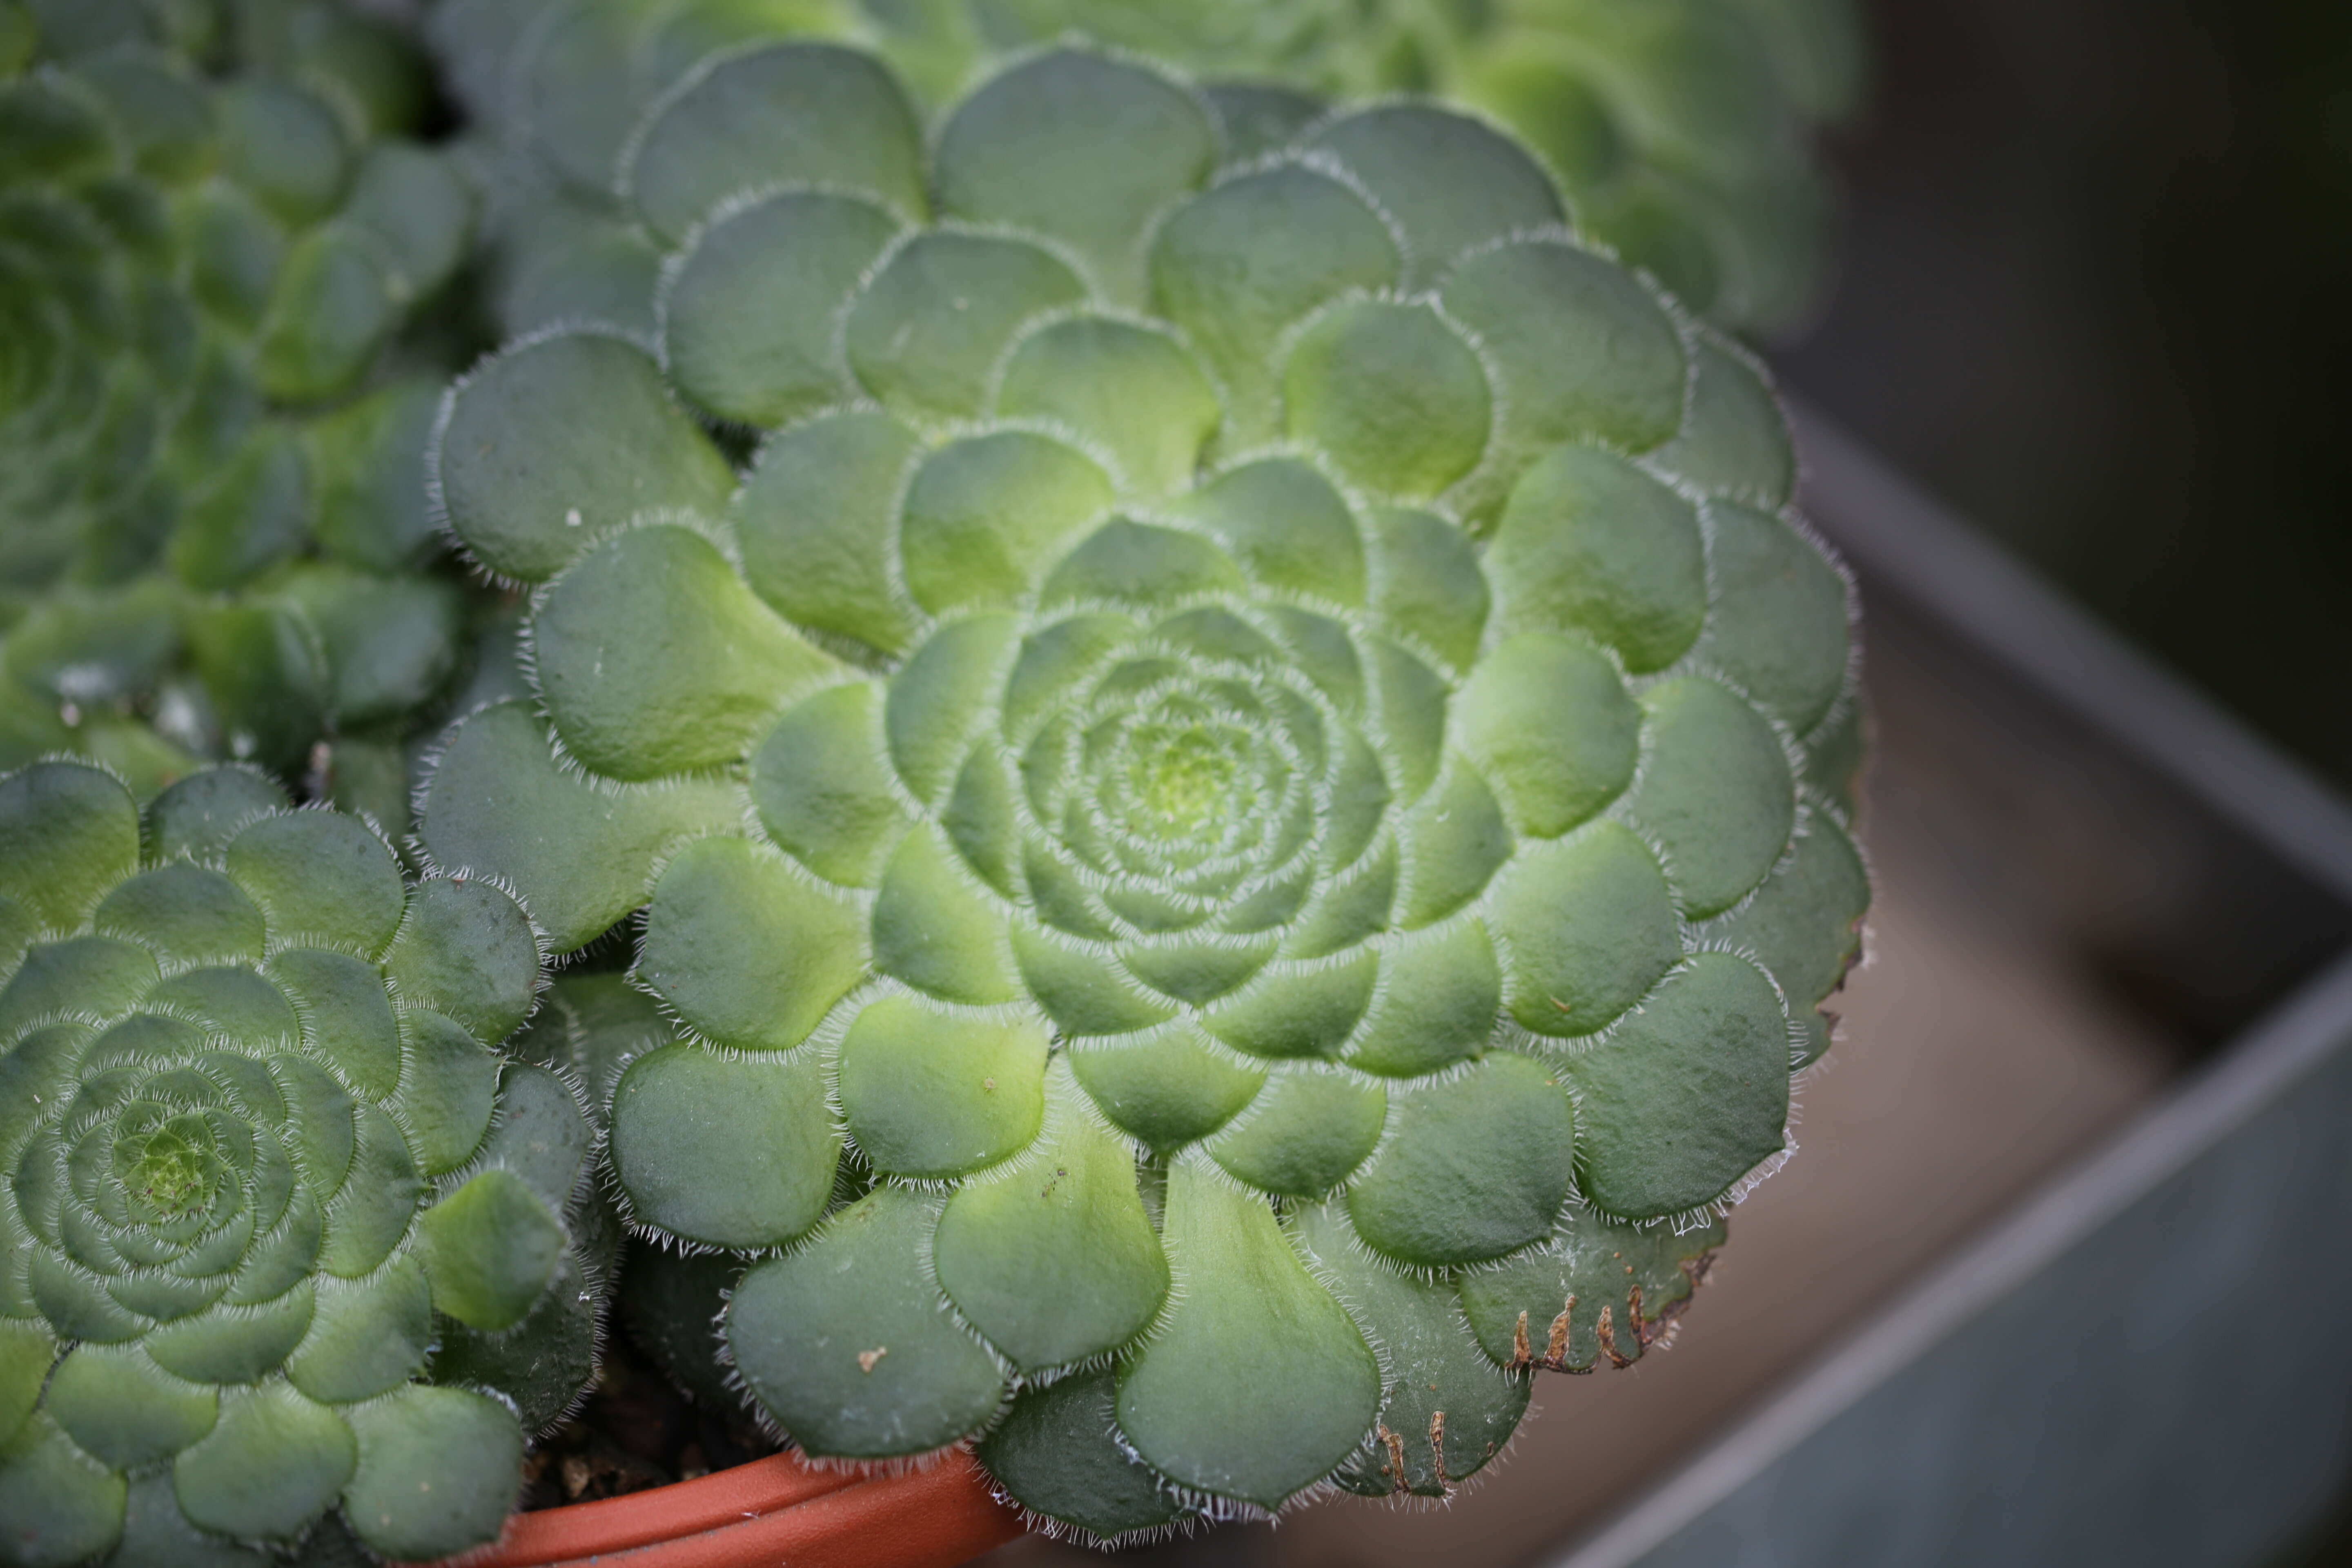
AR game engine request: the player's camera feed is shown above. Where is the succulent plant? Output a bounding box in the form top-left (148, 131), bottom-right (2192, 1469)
top-left (0, 3), bottom-right (481, 793)
top-left (428, 0), bottom-right (1858, 340)
top-left (415, 37), bottom-right (1867, 1539)
top-left (0, 761), bottom-right (601, 1565)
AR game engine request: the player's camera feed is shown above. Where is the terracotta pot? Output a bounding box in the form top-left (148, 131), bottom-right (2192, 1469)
top-left (435, 1448), bottom-right (1025, 1568)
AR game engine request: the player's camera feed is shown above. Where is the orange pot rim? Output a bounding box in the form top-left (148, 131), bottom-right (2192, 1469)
top-left (430, 1446), bottom-right (1025, 1568)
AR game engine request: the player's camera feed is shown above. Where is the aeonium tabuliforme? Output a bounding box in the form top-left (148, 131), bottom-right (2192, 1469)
top-left (421, 38), bottom-right (1868, 1543)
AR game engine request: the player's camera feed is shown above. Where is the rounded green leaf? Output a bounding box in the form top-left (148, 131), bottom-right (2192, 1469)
top-left (142, 767), bottom-right (289, 865)
top-left (624, 42), bottom-right (926, 246)
top-left (316, 1107), bottom-right (423, 1280)
top-left (1365, 506), bottom-right (1488, 672)
top-left (341, 1385), bottom-right (521, 1562)
top-left (837, 994), bottom-right (1047, 1178)
top-left (1488, 444), bottom-right (1706, 673)
top-left (418, 702), bottom-right (739, 952)
top-left (254, 224), bottom-right (400, 403)
top-left (1014, 925), bottom-right (1179, 1037)
top-left (1457, 1205), bottom-right (1725, 1372)
top-left (1283, 301), bottom-right (1490, 501)
top-left (144, 1285), bottom-right (316, 1384)
top-left (935, 49), bottom-right (1212, 302)
top-left (92, 865), bottom-right (264, 967)
top-left (383, 877), bottom-right (541, 1042)
top-left (727, 1187), bottom-right (1006, 1458)
top-left (995, 316), bottom-right (1221, 499)
top-left (846, 232), bottom-right (1085, 421)
top-left (1202, 953), bottom-right (1378, 1061)
top-left (1564, 953), bottom-right (1791, 1220)
top-left (640, 836), bottom-right (866, 1051)
top-left (44, 1344), bottom-right (217, 1470)
top-left (750, 682), bottom-right (911, 889)
top-left (0, 1412), bottom-right (127, 1567)
top-left (390, 1009), bottom-right (499, 1177)
top-left (0, 763), bottom-right (136, 931)
top-left (271, 948), bottom-right (399, 1096)
top-left (610, 1043), bottom-right (838, 1248)
top-left (344, 142), bottom-right (473, 301)
top-left (1629, 677), bottom-right (1797, 918)
top-left (1696, 501), bottom-right (1852, 733)
top-left (1292, 1203), bottom-right (1530, 1498)
top-left (1453, 632), bottom-right (1642, 838)
top-left (1442, 238), bottom-right (1685, 461)
top-left (897, 433), bottom-right (1114, 617)
top-left (1704, 811), bottom-right (1868, 1056)
top-left (1348, 1052), bottom-right (1575, 1266)
top-left (1345, 918), bottom-right (1501, 1077)
top-left (225, 805), bottom-right (404, 954)
top-left (871, 825), bottom-right (1018, 1006)
top-left (172, 1383), bottom-right (354, 1541)
top-left (1038, 518), bottom-right (1247, 611)
top-left (1069, 1025), bottom-right (1264, 1152)
top-left (532, 524), bottom-right (840, 781)
top-left (0, 1320), bottom-right (52, 1450)
top-left (1206, 1064), bottom-right (1385, 1197)
top-left (284, 1258), bottom-right (434, 1402)
top-left (735, 411), bottom-right (925, 656)
top-left (1491, 821), bottom-right (1682, 1038)
top-left (934, 1067), bottom-right (1168, 1370)
top-left (1172, 457), bottom-right (1366, 606)
top-left (1115, 1156), bottom-right (1379, 1509)
top-left (0, 938), bottom-right (157, 1046)
top-left (662, 189), bottom-right (900, 426)
top-left (1147, 164), bottom-right (1399, 441)
top-left (1307, 105), bottom-right (1564, 289)
top-left (418, 1168), bottom-right (566, 1333)
top-left (1395, 761), bottom-right (1512, 928)
top-left (1652, 333), bottom-right (1797, 506)
top-left (432, 332), bottom-right (734, 584)
top-left (886, 617), bottom-right (1022, 811)
top-left (217, 80), bottom-right (349, 224)
top-left (976, 1371), bottom-right (1184, 1541)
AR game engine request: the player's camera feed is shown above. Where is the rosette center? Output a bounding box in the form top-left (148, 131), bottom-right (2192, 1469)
top-left (1121, 722), bottom-right (1249, 841)
top-left (113, 1113), bottom-right (228, 1223)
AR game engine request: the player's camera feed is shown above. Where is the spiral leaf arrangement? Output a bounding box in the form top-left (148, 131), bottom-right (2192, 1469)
top-left (0, 4), bottom-right (478, 794)
top-left (414, 38), bottom-right (1866, 1539)
top-left (427, 0), bottom-right (1859, 341)
top-left (0, 762), bottom-right (601, 1565)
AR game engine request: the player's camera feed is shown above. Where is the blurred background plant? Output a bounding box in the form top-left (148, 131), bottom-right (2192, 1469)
top-left (0, 0), bottom-right (487, 827)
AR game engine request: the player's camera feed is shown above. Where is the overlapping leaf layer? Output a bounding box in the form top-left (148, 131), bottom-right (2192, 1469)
top-left (429, 0), bottom-right (1858, 338)
top-left (421, 40), bottom-right (1867, 1537)
top-left (0, 0), bottom-right (477, 797)
top-left (0, 762), bottom-right (599, 1566)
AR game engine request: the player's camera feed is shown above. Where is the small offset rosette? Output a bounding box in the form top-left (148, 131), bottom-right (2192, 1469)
top-left (0, 763), bottom-right (596, 1565)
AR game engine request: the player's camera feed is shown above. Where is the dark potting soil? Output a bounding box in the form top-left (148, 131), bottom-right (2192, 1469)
top-left (517, 1332), bottom-right (779, 1511)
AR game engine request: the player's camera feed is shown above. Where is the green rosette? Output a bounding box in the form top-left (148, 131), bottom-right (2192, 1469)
top-left (0, 3), bottom-right (479, 797)
top-left (419, 42), bottom-right (1868, 1538)
top-left (429, 0), bottom-right (1857, 340)
top-left (0, 762), bottom-right (599, 1565)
